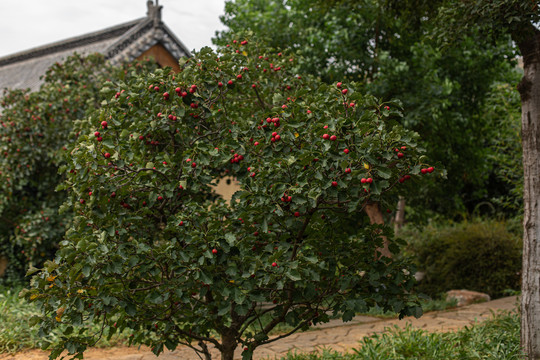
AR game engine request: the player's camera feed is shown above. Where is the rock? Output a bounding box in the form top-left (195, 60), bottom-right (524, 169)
top-left (446, 289), bottom-right (491, 307)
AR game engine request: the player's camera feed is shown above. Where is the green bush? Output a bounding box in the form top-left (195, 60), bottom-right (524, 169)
top-left (403, 220), bottom-right (522, 298)
top-left (23, 38), bottom-right (435, 360)
top-left (0, 54), bottom-right (157, 284)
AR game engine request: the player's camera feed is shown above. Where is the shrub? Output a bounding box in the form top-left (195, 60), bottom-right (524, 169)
top-left (0, 54), bottom-right (157, 284)
top-left (23, 38), bottom-right (437, 360)
top-left (403, 220), bottom-right (522, 298)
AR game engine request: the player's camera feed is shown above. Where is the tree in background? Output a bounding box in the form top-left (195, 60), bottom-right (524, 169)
top-left (0, 54), bottom-right (156, 283)
top-left (215, 0), bottom-right (519, 219)
top-left (432, 1), bottom-right (540, 357)
top-left (23, 39), bottom-right (431, 360)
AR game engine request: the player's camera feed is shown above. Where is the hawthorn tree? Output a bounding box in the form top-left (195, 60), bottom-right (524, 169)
top-left (0, 54), bottom-right (156, 282)
top-left (23, 39), bottom-right (435, 360)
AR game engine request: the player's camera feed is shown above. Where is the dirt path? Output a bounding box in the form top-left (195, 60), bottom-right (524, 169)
top-left (0, 296), bottom-right (518, 360)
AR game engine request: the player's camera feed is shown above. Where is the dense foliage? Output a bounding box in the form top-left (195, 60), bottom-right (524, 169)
top-left (0, 54), bottom-right (157, 283)
top-left (215, 0), bottom-right (520, 219)
top-left (23, 40), bottom-right (435, 359)
top-left (403, 220), bottom-right (522, 298)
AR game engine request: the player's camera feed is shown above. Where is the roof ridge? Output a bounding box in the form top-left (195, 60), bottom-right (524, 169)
top-left (0, 17), bottom-right (146, 67)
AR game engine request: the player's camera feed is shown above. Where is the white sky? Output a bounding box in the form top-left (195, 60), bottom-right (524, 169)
top-left (0, 0), bottom-right (228, 58)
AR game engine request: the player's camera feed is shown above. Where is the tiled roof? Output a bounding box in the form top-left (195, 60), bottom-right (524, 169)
top-left (0, 2), bottom-right (190, 92)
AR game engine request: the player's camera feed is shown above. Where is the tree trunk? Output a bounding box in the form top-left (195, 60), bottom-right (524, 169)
top-left (364, 202), bottom-right (392, 258)
top-left (517, 28), bottom-right (540, 360)
top-left (221, 331), bottom-right (238, 360)
top-left (394, 196), bottom-right (406, 235)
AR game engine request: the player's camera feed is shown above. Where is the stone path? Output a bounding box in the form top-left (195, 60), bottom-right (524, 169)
top-left (1, 296), bottom-right (518, 360)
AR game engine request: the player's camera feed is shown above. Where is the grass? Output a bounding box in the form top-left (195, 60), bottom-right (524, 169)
top-left (279, 311), bottom-right (522, 360)
top-left (0, 286), bottom-right (132, 354)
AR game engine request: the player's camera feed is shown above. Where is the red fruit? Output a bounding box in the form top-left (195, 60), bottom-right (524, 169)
top-left (250, 172), bottom-right (256, 178)
top-left (179, 221), bottom-right (184, 226)
top-left (272, 262), bottom-right (277, 267)
top-left (163, 92), bottom-right (169, 99)
top-left (294, 211), bottom-right (300, 217)
top-left (154, 86), bottom-right (159, 92)
top-left (330, 135), bottom-right (337, 141)
top-left (421, 168), bottom-right (428, 174)
top-left (272, 132), bottom-right (278, 137)
top-left (343, 149), bottom-right (350, 154)
top-left (80, 199), bottom-right (85, 204)
top-left (324, 125), bottom-right (328, 129)
top-left (94, 131), bottom-right (100, 137)
top-left (345, 168), bottom-right (351, 174)
top-left (157, 196), bottom-right (163, 201)
top-left (241, 40), bottom-right (248, 45)
top-left (361, 178), bottom-right (367, 184)
top-left (331, 181), bottom-right (338, 187)
top-left (101, 121), bottom-right (108, 129)
top-left (282, 104), bottom-right (287, 109)
top-left (254, 142), bottom-right (259, 146)
top-left (322, 134), bottom-right (330, 140)
top-left (252, 84), bottom-right (257, 88)
top-left (228, 80), bottom-right (233, 85)
top-left (111, 192), bottom-right (116, 198)
top-left (237, 74), bottom-right (242, 80)
top-left (181, 91), bottom-right (187, 97)
top-left (342, 89), bottom-right (348, 95)
top-left (275, 134), bottom-right (281, 141)
top-left (427, 167), bottom-right (434, 173)
top-left (404, 175), bottom-right (411, 180)
top-left (104, 152), bottom-right (111, 158)
top-left (336, 82), bottom-right (342, 88)
top-left (366, 178), bottom-right (373, 184)
top-left (399, 177), bottom-right (405, 183)
top-left (212, 248), bottom-right (218, 254)
top-left (397, 152), bottom-right (404, 158)
top-left (175, 87), bottom-right (181, 93)
top-left (191, 162), bottom-right (197, 168)
top-left (401, 146), bottom-right (407, 150)
top-left (218, 82), bottom-right (223, 88)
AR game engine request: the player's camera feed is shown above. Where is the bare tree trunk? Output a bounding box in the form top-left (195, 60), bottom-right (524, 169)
top-left (517, 28), bottom-right (540, 360)
top-left (364, 202), bottom-right (392, 258)
top-left (221, 332), bottom-right (237, 360)
top-left (394, 196), bottom-right (406, 235)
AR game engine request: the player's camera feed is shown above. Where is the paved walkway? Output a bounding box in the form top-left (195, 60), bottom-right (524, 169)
top-left (2, 296), bottom-right (518, 360)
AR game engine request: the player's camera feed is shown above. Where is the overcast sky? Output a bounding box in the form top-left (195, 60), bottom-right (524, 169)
top-left (0, 0), bottom-right (228, 58)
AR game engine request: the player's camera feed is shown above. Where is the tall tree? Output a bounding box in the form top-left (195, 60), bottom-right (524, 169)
top-left (427, 1), bottom-right (539, 357)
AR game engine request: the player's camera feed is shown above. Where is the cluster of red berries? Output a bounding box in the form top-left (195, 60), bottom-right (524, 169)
top-left (175, 87), bottom-right (188, 97)
top-left (322, 133), bottom-right (337, 141)
top-left (270, 132), bottom-right (281, 142)
top-left (281, 193), bottom-right (292, 202)
top-left (421, 167), bottom-right (434, 174)
top-left (399, 174), bottom-right (412, 183)
top-left (263, 117), bottom-right (281, 128)
top-left (230, 153), bottom-right (244, 164)
top-left (361, 177), bottom-right (373, 184)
